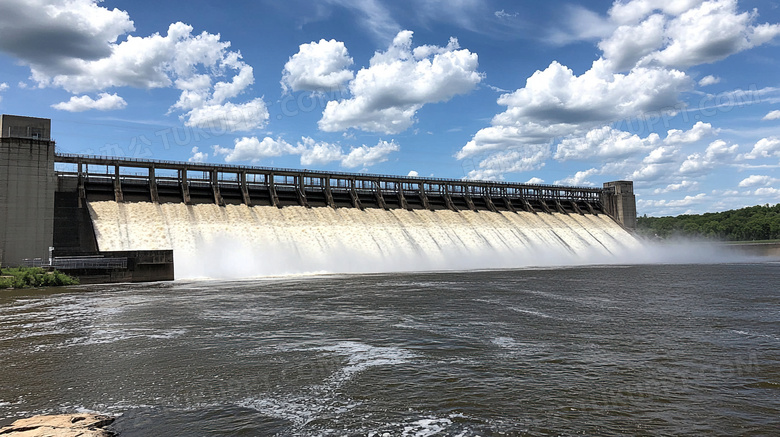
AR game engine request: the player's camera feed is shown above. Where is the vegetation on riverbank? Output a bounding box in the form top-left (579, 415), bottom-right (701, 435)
top-left (0, 267), bottom-right (79, 289)
top-left (637, 204), bottom-right (780, 241)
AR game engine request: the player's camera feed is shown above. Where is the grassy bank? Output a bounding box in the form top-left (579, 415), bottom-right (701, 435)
top-left (0, 267), bottom-right (79, 289)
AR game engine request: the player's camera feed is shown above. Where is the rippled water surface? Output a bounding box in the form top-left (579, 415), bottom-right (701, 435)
top-left (1, 263), bottom-right (778, 435)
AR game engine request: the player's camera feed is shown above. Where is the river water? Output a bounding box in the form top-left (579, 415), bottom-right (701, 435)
top-left (0, 263), bottom-right (778, 435)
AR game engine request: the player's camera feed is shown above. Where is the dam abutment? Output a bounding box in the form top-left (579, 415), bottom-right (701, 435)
top-left (0, 115), bottom-right (56, 266)
top-left (602, 181), bottom-right (637, 230)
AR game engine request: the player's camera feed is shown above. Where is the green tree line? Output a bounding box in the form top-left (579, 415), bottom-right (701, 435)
top-left (637, 204), bottom-right (780, 241)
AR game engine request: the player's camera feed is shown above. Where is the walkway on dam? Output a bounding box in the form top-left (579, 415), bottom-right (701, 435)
top-left (55, 153), bottom-right (611, 215)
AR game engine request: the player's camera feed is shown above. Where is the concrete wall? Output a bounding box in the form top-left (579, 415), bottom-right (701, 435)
top-left (56, 250), bottom-right (175, 284)
top-left (602, 181), bottom-right (637, 230)
top-left (0, 114), bottom-right (51, 140)
top-left (0, 138), bottom-right (56, 266)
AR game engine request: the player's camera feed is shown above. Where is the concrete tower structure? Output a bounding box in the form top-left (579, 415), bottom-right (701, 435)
top-left (602, 181), bottom-right (637, 230)
top-left (0, 115), bottom-right (56, 266)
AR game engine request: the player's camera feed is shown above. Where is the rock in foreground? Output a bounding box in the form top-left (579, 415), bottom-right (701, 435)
top-left (0, 414), bottom-right (115, 436)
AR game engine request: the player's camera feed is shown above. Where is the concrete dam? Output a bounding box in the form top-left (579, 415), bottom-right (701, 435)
top-left (1, 115), bottom-right (640, 280)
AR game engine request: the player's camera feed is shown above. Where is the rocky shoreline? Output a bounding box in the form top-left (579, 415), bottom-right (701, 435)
top-left (0, 414), bottom-right (115, 436)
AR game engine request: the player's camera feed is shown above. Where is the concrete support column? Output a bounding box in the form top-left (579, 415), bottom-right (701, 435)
top-left (211, 170), bottom-right (224, 206)
top-left (483, 188), bottom-right (498, 213)
top-left (149, 166), bottom-right (159, 203)
top-left (553, 199), bottom-right (567, 214)
top-left (240, 171), bottom-right (252, 206)
top-left (397, 182), bottom-right (409, 210)
top-left (374, 181), bottom-right (387, 210)
top-left (521, 198), bottom-right (536, 214)
top-left (503, 197), bottom-right (516, 213)
top-left (418, 183), bottom-right (431, 210)
top-left (464, 189), bottom-right (477, 211)
top-left (268, 173), bottom-right (279, 208)
top-left (350, 179), bottom-right (362, 209)
top-left (324, 177), bottom-right (334, 208)
top-left (113, 165), bottom-right (123, 202)
top-left (180, 169), bottom-right (191, 204)
top-left (77, 162), bottom-right (85, 207)
top-left (443, 185), bottom-right (457, 212)
top-left (296, 175), bottom-right (308, 207)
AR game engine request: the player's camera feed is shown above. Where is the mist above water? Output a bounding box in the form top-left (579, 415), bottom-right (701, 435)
top-left (86, 202), bottom-right (760, 280)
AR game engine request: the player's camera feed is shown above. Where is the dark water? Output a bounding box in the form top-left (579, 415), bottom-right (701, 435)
top-left (0, 263), bottom-right (778, 435)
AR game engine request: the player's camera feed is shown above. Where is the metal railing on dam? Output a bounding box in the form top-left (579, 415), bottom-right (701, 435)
top-left (54, 153), bottom-right (617, 216)
top-left (23, 256), bottom-right (128, 270)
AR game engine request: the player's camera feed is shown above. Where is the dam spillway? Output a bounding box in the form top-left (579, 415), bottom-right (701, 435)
top-left (53, 154), bottom-right (640, 279)
top-left (2, 115), bottom-right (641, 279)
top-left (86, 202), bottom-right (641, 278)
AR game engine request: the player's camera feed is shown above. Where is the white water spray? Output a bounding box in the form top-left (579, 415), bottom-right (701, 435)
top-left (86, 201), bottom-right (756, 279)
top-left (86, 201), bottom-right (641, 278)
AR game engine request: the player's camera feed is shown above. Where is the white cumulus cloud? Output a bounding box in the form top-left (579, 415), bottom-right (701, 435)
top-left (653, 180), bottom-right (699, 194)
top-left (282, 39), bottom-right (354, 93)
top-left (341, 139), bottom-right (399, 168)
top-left (212, 136), bottom-right (400, 169)
top-left (646, 0), bottom-right (780, 69)
top-left (457, 59), bottom-right (691, 163)
top-left (214, 136), bottom-right (297, 163)
top-left (51, 92), bottom-right (126, 111)
top-left (602, 0), bottom-right (780, 71)
top-left (638, 193), bottom-right (707, 208)
top-left (762, 110), bottom-right (780, 121)
top-left (678, 139), bottom-right (738, 175)
top-left (0, 2), bottom-right (267, 132)
top-left (752, 187), bottom-right (780, 197)
top-left (188, 146), bottom-right (208, 163)
top-left (555, 168), bottom-right (600, 186)
top-left (0, 0), bottom-right (134, 71)
top-left (555, 126), bottom-right (661, 161)
top-left (459, 0), bottom-right (780, 181)
top-left (183, 98), bottom-right (269, 132)
top-left (298, 137), bottom-right (345, 166)
top-left (664, 121), bottom-right (718, 144)
top-left (464, 147), bottom-right (551, 181)
top-left (698, 75), bottom-right (721, 86)
top-left (319, 30), bottom-right (482, 134)
top-left (740, 137), bottom-right (780, 160)
top-left (738, 174), bottom-right (776, 188)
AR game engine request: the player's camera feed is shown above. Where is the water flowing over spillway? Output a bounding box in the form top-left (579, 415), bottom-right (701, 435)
top-left (87, 201), bottom-right (643, 279)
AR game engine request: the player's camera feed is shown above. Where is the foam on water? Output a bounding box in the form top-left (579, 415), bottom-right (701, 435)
top-left (237, 341), bottom-right (417, 431)
top-left (87, 202), bottom-right (654, 279)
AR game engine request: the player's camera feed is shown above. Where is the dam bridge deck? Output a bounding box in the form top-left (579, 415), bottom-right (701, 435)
top-left (55, 154), bottom-right (609, 215)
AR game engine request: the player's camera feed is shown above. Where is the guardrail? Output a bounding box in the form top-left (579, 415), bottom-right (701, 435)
top-left (23, 257), bottom-right (128, 270)
top-left (54, 152), bottom-right (602, 193)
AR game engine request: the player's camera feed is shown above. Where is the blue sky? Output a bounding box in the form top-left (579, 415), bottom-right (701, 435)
top-left (1, 0), bottom-right (779, 216)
